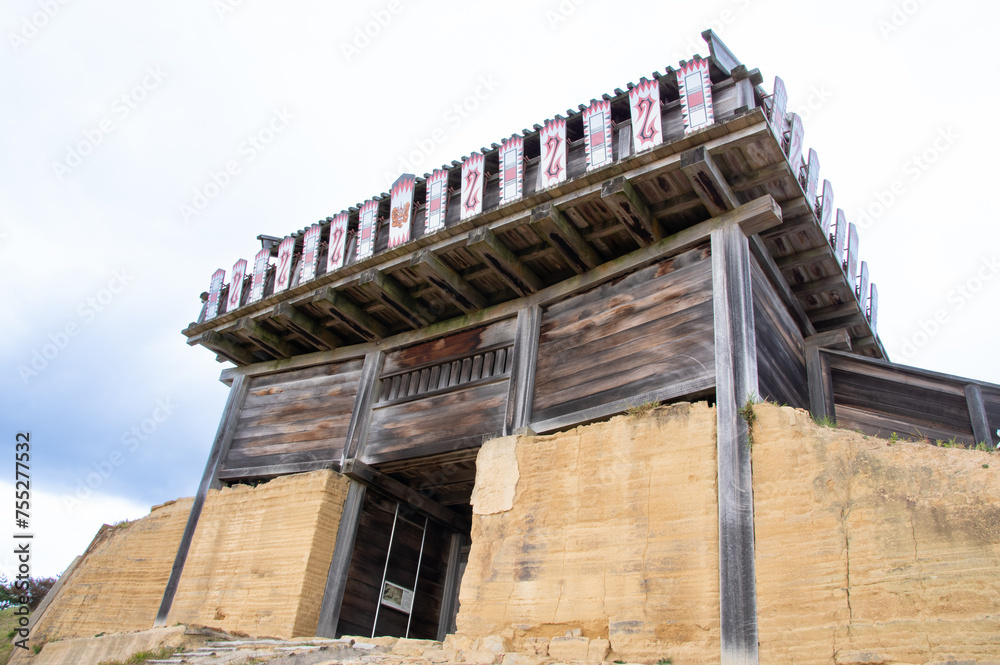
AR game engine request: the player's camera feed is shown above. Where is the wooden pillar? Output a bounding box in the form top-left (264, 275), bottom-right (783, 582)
top-left (505, 305), bottom-right (542, 436)
top-left (316, 480), bottom-right (367, 637)
top-left (965, 384), bottom-right (994, 447)
top-left (711, 223), bottom-right (759, 665)
top-left (436, 532), bottom-right (466, 641)
top-left (341, 350), bottom-right (385, 465)
top-left (155, 373), bottom-right (250, 626)
top-left (804, 329), bottom-right (851, 423)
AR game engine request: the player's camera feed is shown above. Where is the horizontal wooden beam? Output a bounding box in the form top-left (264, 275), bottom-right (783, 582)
top-left (232, 316), bottom-right (296, 358)
top-left (193, 330), bottom-right (258, 366)
top-left (774, 245), bottom-right (830, 270)
top-left (530, 203), bottom-right (601, 274)
top-left (601, 176), bottom-right (662, 246)
top-left (729, 162), bottom-right (787, 193)
top-left (467, 226), bottom-right (543, 296)
top-left (410, 249), bottom-right (486, 313)
top-left (271, 302), bottom-right (341, 350)
top-left (341, 458), bottom-right (471, 533)
top-left (680, 146), bottom-right (739, 217)
top-left (358, 268), bottom-right (435, 329)
top-left (791, 275), bottom-right (843, 296)
top-left (313, 286), bottom-right (388, 341)
top-left (217, 459), bottom-right (338, 482)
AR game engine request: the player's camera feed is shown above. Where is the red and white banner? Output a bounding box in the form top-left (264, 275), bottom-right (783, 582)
top-left (538, 118), bottom-right (567, 189)
top-left (858, 261), bottom-right (870, 311)
top-left (819, 180), bottom-right (835, 237)
top-left (787, 112), bottom-right (805, 179)
top-left (227, 258), bottom-right (248, 313)
top-left (273, 236), bottom-right (295, 294)
top-left (845, 222), bottom-right (859, 286)
top-left (583, 100), bottom-right (613, 170)
top-left (629, 79), bottom-right (662, 152)
top-left (834, 210), bottom-right (847, 262)
top-left (461, 152), bottom-right (485, 220)
top-left (770, 76), bottom-right (789, 146)
top-left (300, 224), bottom-right (322, 283)
top-left (205, 268), bottom-right (225, 321)
top-left (389, 174), bottom-right (415, 249)
top-left (327, 213), bottom-right (350, 273)
top-left (499, 136), bottom-right (524, 205)
top-left (249, 247), bottom-right (270, 304)
top-left (805, 149), bottom-right (821, 212)
top-left (424, 169), bottom-right (449, 234)
top-left (869, 283), bottom-right (879, 333)
top-left (678, 59), bottom-right (714, 134)
top-left (356, 200), bottom-right (379, 260)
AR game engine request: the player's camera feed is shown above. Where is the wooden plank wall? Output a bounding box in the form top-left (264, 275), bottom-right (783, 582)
top-left (751, 255), bottom-right (808, 409)
top-left (363, 320), bottom-right (516, 465)
top-left (222, 359), bottom-right (363, 473)
top-left (531, 246), bottom-right (716, 427)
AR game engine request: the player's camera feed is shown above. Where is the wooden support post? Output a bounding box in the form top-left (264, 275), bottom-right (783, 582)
top-left (467, 226), bottom-right (543, 296)
top-left (155, 374), bottom-right (250, 626)
top-left (681, 146), bottom-right (739, 217)
top-left (711, 223), bottom-right (759, 665)
top-left (359, 268), bottom-right (435, 329)
top-left (410, 249), bottom-right (487, 313)
top-left (341, 350), bottom-right (384, 464)
top-left (341, 459), bottom-right (471, 533)
top-left (731, 65), bottom-right (756, 112)
top-left (313, 286), bottom-right (388, 341)
top-left (271, 302), bottom-right (342, 350)
top-left (600, 176), bottom-right (662, 246)
top-left (965, 384), bottom-right (994, 447)
top-left (233, 316), bottom-right (296, 358)
top-left (505, 305), bottom-right (542, 436)
top-left (530, 203), bottom-right (601, 274)
top-left (436, 532), bottom-right (465, 641)
top-left (192, 330), bottom-right (258, 366)
top-left (316, 479), bottom-right (366, 638)
top-left (804, 330), bottom-right (851, 422)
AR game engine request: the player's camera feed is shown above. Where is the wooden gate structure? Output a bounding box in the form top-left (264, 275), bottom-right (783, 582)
top-left (166, 30), bottom-right (1000, 662)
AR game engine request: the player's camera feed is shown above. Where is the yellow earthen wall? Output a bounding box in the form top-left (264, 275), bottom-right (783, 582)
top-left (166, 469), bottom-right (350, 638)
top-left (456, 402), bottom-right (722, 664)
top-left (753, 404), bottom-right (1000, 664)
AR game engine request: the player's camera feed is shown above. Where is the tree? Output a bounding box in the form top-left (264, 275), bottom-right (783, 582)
top-left (0, 575), bottom-right (57, 611)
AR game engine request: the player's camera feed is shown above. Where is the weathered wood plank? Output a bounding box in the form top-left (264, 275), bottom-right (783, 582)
top-left (341, 351), bottom-right (385, 464)
top-left (313, 286), bottom-right (388, 341)
top-left (601, 176), bottom-right (662, 245)
top-left (271, 302), bottom-right (342, 350)
top-left (193, 330), bottom-right (258, 365)
top-left (410, 249), bottom-right (486, 313)
top-left (530, 203), bottom-right (601, 273)
top-left (359, 269), bottom-right (435, 329)
top-left (965, 384), bottom-right (994, 447)
top-left (681, 146), bottom-right (739, 217)
top-left (752, 257), bottom-right (809, 410)
top-left (316, 480), bottom-right (366, 637)
top-left (505, 305), bottom-right (541, 435)
top-left (467, 226), bottom-right (542, 296)
top-left (233, 316), bottom-right (296, 358)
top-left (803, 330), bottom-right (850, 421)
top-left (381, 319), bottom-right (517, 376)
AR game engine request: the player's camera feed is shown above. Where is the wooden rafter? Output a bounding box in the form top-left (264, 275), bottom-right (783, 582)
top-left (680, 146), bottom-right (739, 216)
top-left (530, 203), bottom-right (600, 274)
top-left (192, 330), bottom-right (258, 366)
top-left (466, 226), bottom-right (542, 296)
top-left (232, 316), bottom-right (295, 358)
top-left (600, 176), bottom-right (662, 246)
top-left (409, 249), bottom-right (486, 313)
top-left (271, 302), bottom-right (341, 350)
top-left (358, 268), bottom-right (435, 329)
top-left (312, 286), bottom-right (388, 341)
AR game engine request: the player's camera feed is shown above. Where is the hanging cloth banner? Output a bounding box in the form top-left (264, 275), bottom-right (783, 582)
top-left (356, 199), bottom-right (379, 261)
top-left (273, 236), bottom-right (295, 295)
top-left (461, 152), bottom-right (485, 220)
top-left (538, 118), bottom-right (567, 189)
top-left (205, 269), bottom-right (225, 321)
top-left (678, 59), bottom-right (715, 134)
top-left (299, 224), bottom-right (321, 283)
top-left (628, 79), bottom-right (663, 152)
top-left (249, 247), bottom-right (270, 304)
top-left (583, 100), bottom-right (613, 170)
top-left (227, 258), bottom-right (247, 313)
top-left (499, 136), bottom-right (524, 205)
top-left (327, 212), bottom-right (350, 273)
top-left (389, 174), bottom-right (415, 249)
top-left (424, 169), bottom-right (449, 234)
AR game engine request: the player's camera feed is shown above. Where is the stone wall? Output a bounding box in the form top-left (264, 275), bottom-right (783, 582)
top-left (753, 404), bottom-right (1000, 664)
top-left (166, 469), bottom-right (351, 638)
top-left (456, 402), bottom-right (722, 664)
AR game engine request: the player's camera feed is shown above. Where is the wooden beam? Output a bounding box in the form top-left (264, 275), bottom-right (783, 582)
top-left (807, 302), bottom-right (861, 324)
top-left (216, 459), bottom-right (337, 482)
top-left (681, 146), bottom-right (739, 217)
top-left (530, 203), bottom-right (601, 274)
top-left (341, 350), bottom-right (384, 464)
top-left (233, 316), bottom-right (296, 358)
top-left (504, 305), bottom-right (542, 435)
top-left (711, 223), bottom-right (759, 665)
top-left (341, 458), bottom-right (471, 533)
top-left (775, 246), bottom-right (830, 271)
top-left (313, 286), bottom-right (388, 341)
top-left (729, 162), bottom-right (787, 193)
top-left (358, 268), bottom-right (435, 329)
top-left (965, 384), bottom-right (994, 447)
top-left (155, 374), bottom-right (249, 626)
top-left (702, 29), bottom-right (741, 77)
top-left (192, 330), bottom-right (258, 366)
top-left (747, 235), bottom-right (816, 337)
top-left (436, 533), bottom-right (465, 641)
top-left (410, 249), bottom-right (487, 313)
top-left (467, 226), bottom-right (543, 296)
top-left (316, 480), bottom-right (366, 637)
top-left (805, 329), bottom-right (851, 422)
top-left (271, 302), bottom-right (341, 350)
top-left (791, 275), bottom-right (843, 296)
top-left (600, 176), bottom-right (662, 246)
top-left (731, 65), bottom-right (756, 111)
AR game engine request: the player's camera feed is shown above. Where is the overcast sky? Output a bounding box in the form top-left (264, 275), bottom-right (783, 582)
top-left (2, 0), bottom-right (998, 579)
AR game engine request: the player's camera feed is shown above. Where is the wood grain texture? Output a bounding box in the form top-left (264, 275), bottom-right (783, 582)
top-left (381, 319), bottom-right (517, 376)
top-left (751, 255), bottom-right (808, 409)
